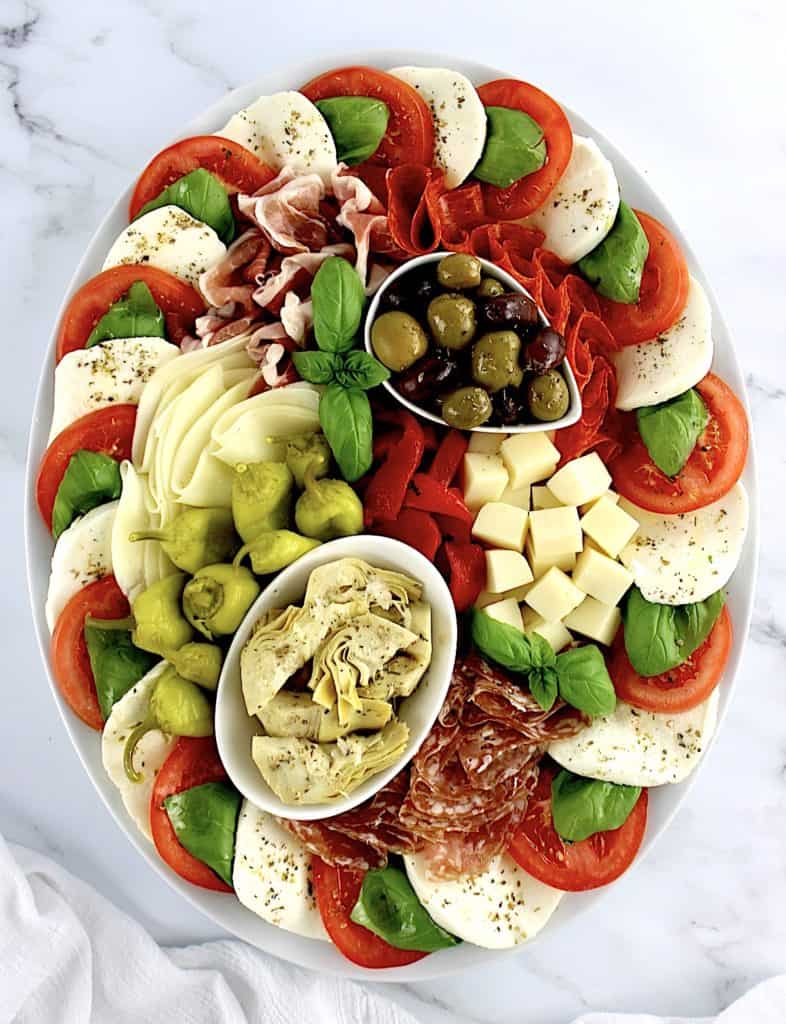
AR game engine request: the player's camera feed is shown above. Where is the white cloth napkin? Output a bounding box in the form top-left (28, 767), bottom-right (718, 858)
top-left (1, 832), bottom-right (784, 1024)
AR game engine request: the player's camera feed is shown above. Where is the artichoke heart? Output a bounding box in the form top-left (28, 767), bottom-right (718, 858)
top-left (257, 691), bottom-right (392, 741)
top-left (360, 601), bottom-right (432, 701)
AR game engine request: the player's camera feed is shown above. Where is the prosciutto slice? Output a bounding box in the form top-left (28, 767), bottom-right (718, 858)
top-left (198, 229), bottom-right (271, 313)
top-left (331, 166), bottom-right (400, 286)
top-left (238, 167), bottom-right (329, 253)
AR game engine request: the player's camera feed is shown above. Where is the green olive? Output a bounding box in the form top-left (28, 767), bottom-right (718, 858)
top-left (427, 294), bottom-right (477, 350)
top-left (437, 253), bottom-right (482, 290)
top-left (471, 331), bottom-right (524, 393)
top-left (527, 370), bottom-right (570, 421)
top-left (441, 386), bottom-right (493, 429)
top-left (371, 311), bottom-right (428, 372)
top-left (476, 277), bottom-right (505, 298)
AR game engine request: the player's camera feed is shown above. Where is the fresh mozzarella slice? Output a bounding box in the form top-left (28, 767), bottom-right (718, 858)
top-left (388, 67), bottom-right (486, 189)
top-left (45, 501), bottom-right (118, 631)
top-left (549, 691), bottom-right (720, 786)
top-left (112, 462), bottom-right (176, 603)
top-left (524, 136), bottom-right (619, 263)
top-left (101, 663), bottom-right (176, 841)
top-left (618, 483), bottom-right (748, 604)
top-left (233, 801), bottom-right (328, 941)
top-left (218, 91), bottom-right (337, 182)
top-left (48, 338), bottom-right (178, 443)
top-left (614, 276), bottom-right (713, 410)
top-left (404, 851), bottom-right (562, 949)
top-left (103, 206), bottom-right (226, 289)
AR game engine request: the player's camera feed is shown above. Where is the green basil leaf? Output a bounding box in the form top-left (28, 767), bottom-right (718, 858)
top-left (577, 202), bottom-right (649, 304)
top-left (623, 586), bottom-right (725, 677)
top-left (291, 349), bottom-right (342, 385)
top-left (315, 96), bottom-right (389, 166)
top-left (472, 106), bottom-right (546, 189)
top-left (139, 168), bottom-right (235, 245)
top-left (350, 865), bottom-right (459, 952)
top-left (86, 282), bottom-right (167, 347)
top-left (164, 781), bottom-right (241, 887)
top-left (636, 389), bottom-right (710, 477)
top-left (555, 644), bottom-right (616, 717)
top-left (318, 384), bottom-right (373, 482)
top-left (339, 350), bottom-right (390, 390)
top-left (471, 609), bottom-right (556, 674)
top-left (551, 769), bottom-right (641, 842)
top-left (311, 256), bottom-right (365, 353)
top-left (529, 665), bottom-right (559, 712)
top-left (51, 451), bottom-right (122, 539)
top-left (83, 618), bottom-right (157, 720)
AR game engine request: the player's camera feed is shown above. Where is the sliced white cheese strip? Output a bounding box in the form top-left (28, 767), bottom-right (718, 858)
top-left (45, 501), bottom-right (118, 631)
top-left (210, 383), bottom-right (321, 467)
top-left (103, 206), bottom-right (226, 289)
top-left (549, 691), bottom-right (719, 787)
top-left (233, 801), bottom-right (328, 941)
top-left (614, 276), bottom-right (713, 410)
top-left (619, 483), bottom-right (748, 605)
top-left (112, 462), bottom-right (176, 603)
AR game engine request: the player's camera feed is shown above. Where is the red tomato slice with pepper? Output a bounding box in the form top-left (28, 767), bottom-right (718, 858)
top-left (55, 266), bottom-right (205, 362)
top-left (476, 79), bottom-right (573, 220)
top-left (608, 607), bottom-right (732, 714)
top-left (149, 737), bottom-right (234, 893)
top-left (611, 373), bottom-right (748, 514)
top-left (599, 211), bottom-right (690, 346)
top-left (311, 858), bottom-right (427, 968)
top-left (50, 576), bottom-right (129, 730)
top-left (508, 762), bottom-right (648, 892)
top-left (35, 405), bottom-right (136, 532)
top-left (128, 136), bottom-right (276, 220)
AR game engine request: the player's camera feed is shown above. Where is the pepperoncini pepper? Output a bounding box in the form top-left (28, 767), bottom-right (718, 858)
top-left (182, 563), bottom-right (260, 640)
top-left (233, 529), bottom-right (321, 575)
top-left (130, 507), bottom-right (238, 573)
top-left (165, 642), bottom-right (223, 690)
top-left (231, 462), bottom-right (294, 544)
top-left (131, 574), bottom-right (195, 657)
top-left (294, 465), bottom-right (363, 541)
top-left (284, 432), bottom-right (331, 489)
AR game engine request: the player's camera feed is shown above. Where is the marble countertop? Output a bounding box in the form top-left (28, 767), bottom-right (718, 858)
top-left (3, 0), bottom-right (784, 1020)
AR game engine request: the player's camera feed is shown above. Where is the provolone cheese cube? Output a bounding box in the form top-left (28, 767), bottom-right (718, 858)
top-left (524, 567), bottom-right (584, 622)
top-left (532, 485), bottom-right (562, 510)
top-left (468, 432), bottom-right (506, 455)
top-left (499, 484), bottom-right (530, 510)
top-left (563, 596), bottom-right (621, 646)
top-left (462, 453), bottom-right (509, 510)
top-left (500, 432), bottom-right (560, 489)
top-left (521, 607), bottom-right (573, 653)
top-left (572, 547), bottom-right (634, 607)
top-left (483, 598), bottom-right (524, 632)
top-left (525, 535), bottom-right (577, 578)
top-left (529, 506), bottom-right (583, 559)
top-left (580, 496), bottom-right (638, 558)
top-left (472, 502), bottom-right (529, 551)
top-left (547, 453), bottom-right (611, 507)
top-left (580, 490), bottom-right (619, 515)
top-left (485, 550), bottom-right (534, 593)
top-left (475, 583), bottom-right (533, 608)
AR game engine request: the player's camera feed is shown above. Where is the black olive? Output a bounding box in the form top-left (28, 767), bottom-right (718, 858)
top-left (522, 328), bottom-right (567, 374)
top-left (379, 282), bottom-right (411, 313)
top-left (409, 269), bottom-right (440, 307)
top-left (478, 292), bottom-right (539, 336)
top-left (395, 353), bottom-right (461, 404)
top-left (493, 386), bottom-right (525, 426)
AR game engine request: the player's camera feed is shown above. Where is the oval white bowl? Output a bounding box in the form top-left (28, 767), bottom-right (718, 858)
top-left (24, 51), bottom-right (759, 980)
top-left (215, 535), bottom-right (457, 820)
top-left (364, 251), bottom-right (581, 433)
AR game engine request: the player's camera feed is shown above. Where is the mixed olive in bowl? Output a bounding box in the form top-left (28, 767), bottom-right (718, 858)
top-left (364, 252), bottom-right (581, 432)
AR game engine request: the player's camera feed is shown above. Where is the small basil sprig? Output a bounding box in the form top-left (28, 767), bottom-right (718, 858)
top-left (311, 255), bottom-right (366, 353)
top-left (139, 168), bottom-right (235, 244)
top-left (473, 106), bottom-right (546, 189)
top-left (636, 389), bottom-right (709, 477)
top-left (623, 586), bottom-right (725, 677)
top-left (87, 281), bottom-right (166, 348)
top-left (52, 451), bottom-right (122, 539)
top-left (470, 608), bottom-right (555, 676)
top-left (164, 781), bottom-right (241, 887)
top-left (350, 865), bottom-right (459, 952)
top-left (83, 617), bottom-right (158, 720)
top-left (551, 769), bottom-right (641, 842)
top-left (577, 202), bottom-right (649, 304)
top-left (554, 645), bottom-right (616, 717)
top-left (316, 96), bottom-right (389, 166)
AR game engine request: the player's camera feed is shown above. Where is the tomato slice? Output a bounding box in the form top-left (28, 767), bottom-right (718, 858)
top-left (508, 762), bottom-right (648, 892)
top-left (611, 373), bottom-right (748, 514)
top-left (311, 858), bottom-right (428, 968)
top-left (608, 606), bottom-right (732, 713)
top-left (476, 79), bottom-right (573, 219)
top-left (599, 211), bottom-right (690, 346)
top-left (50, 576), bottom-right (129, 730)
top-left (36, 405), bottom-right (136, 532)
top-left (56, 266), bottom-right (205, 362)
top-left (129, 136), bottom-right (276, 221)
top-left (149, 737), bottom-right (233, 893)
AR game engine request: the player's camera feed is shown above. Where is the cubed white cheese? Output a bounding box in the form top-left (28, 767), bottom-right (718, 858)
top-left (572, 546), bottom-right (634, 607)
top-left (499, 484), bottom-right (530, 510)
top-left (525, 534), bottom-right (578, 579)
top-left (580, 496), bottom-right (639, 558)
top-left (500, 432), bottom-right (560, 490)
top-left (531, 485), bottom-right (562, 510)
top-left (563, 596), bottom-right (621, 646)
top-left (547, 453), bottom-right (611, 507)
top-left (521, 607), bottom-right (573, 653)
top-left (462, 453), bottom-right (509, 510)
top-left (468, 432), bottom-right (506, 455)
top-left (472, 502), bottom-right (528, 551)
top-left (580, 490), bottom-right (619, 515)
top-left (475, 583), bottom-right (533, 608)
top-left (524, 567), bottom-right (585, 622)
top-left (529, 506), bottom-right (583, 559)
top-left (483, 598), bottom-right (524, 632)
top-left (485, 550), bottom-right (534, 593)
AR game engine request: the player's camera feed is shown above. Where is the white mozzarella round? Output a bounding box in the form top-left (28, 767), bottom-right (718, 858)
top-left (388, 67), bottom-right (486, 189)
top-left (45, 501), bottom-right (118, 631)
top-left (48, 337), bottom-right (178, 443)
top-left (233, 801), bottom-right (328, 941)
top-left (614, 276), bottom-right (713, 410)
top-left (218, 91), bottom-right (337, 182)
top-left (618, 483), bottom-right (748, 605)
top-left (404, 851), bottom-right (563, 949)
top-left (101, 663), bottom-right (175, 841)
top-left (524, 135), bottom-right (619, 263)
top-left (549, 691), bottom-right (720, 787)
top-left (103, 206), bottom-right (226, 289)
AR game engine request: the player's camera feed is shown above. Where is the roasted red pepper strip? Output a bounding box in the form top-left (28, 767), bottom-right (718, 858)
top-left (372, 509), bottom-right (442, 560)
top-left (421, 423), bottom-right (439, 453)
top-left (427, 429), bottom-right (468, 487)
top-left (404, 473), bottom-right (473, 525)
top-left (364, 410), bottom-right (425, 525)
top-left (433, 514), bottom-right (472, 544)
top-left (443, 541), bottom-right (486, 612)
